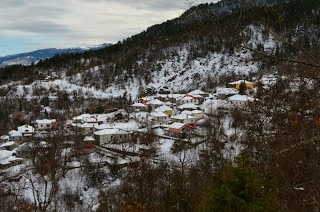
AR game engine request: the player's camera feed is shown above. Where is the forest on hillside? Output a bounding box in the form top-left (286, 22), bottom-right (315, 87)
top-left (0, 0), bottom-right (319, 87)
top-left (0, 0), bottom-right (320, 211)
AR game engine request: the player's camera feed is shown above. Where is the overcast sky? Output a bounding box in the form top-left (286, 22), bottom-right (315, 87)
top-left (0, 0), bottom-right (220, 56)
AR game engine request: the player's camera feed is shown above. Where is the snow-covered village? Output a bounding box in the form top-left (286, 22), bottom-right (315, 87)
top-left (0, 76), bottom-right (272, 210)
top-left (1, 79), bottom-right (260, 165)
top-left (1, 0), bottom-right (320, 211)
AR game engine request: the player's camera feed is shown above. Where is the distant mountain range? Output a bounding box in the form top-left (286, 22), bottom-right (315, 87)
top-left (0, 43), bottom-right (112, 67)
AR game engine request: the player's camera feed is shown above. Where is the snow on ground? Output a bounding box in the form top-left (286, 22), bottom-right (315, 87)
top-left (223, 116), bottom-right (244, 161)
top-left (246, 24), bottom-right (278, 52)
top-left (3, 25), bottom-right (273, 101)
top-left (0, 158), bottom-right (100, 211)
top-left (1, 23), bottom-right (280, 103)
top-left (93, 24), bottom-right (276, 98)
top-left (158, 138), bottom-right (174, 156)
top-left (0, 23), bottom-right (281, 210)
top-left (104, 142), bottom-right (148, 153)
top-left (7, 79), bottom-right (117, 99)
top-left (223, 141), bottom-right (244, 162)
top-left (145, 47), bottom-right (257, 93)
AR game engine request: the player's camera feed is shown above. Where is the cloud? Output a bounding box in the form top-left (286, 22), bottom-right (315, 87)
top-left (4, 21), bottom-right (71, 35)
top-left (0, 0), bottom-right (219, 55)
top-left (88, 0), bottom-right (184, 10)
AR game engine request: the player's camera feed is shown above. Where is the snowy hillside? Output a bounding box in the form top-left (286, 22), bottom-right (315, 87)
top-left (0, 0), bottom-right (319, 211)
top-left (4, 25), bottom-right (277, 100)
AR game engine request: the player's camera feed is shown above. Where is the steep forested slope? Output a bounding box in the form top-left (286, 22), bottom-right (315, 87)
top-left (0, 0), bottom-right (319, 98)
top-left (1, 1), bottom-right (320, 211)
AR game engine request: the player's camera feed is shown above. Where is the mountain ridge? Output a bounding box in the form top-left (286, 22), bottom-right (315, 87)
top-left (0, 43), bottom-right (112, 67)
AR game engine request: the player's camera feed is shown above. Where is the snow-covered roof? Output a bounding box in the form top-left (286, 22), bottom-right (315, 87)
top-left (229, 80), bottom-right (254, 85)
top-left (84, 136), bottom-right (95, 141)
top-left (97, 116), bottom-right (108, 123)
top-left (35, 119), bottom-right (56, 124)
top-left (131, 103), bottom-right (147, 107)
top-left (79, 123), bottom-right (99, 128)
top-left (86, 118), bottom-right (99, 123)
top-left (180, 96), bottom-right (195, 100)
top-left (0, 141), bottom-right (15, 148)
top-left (0, 161), bottom-right (11, 165)
top-left (94, 128), bottom-right (128, 136)
top-left (0, 135), bottom-right (9, 140)
top-left (181, 110), bottom-right (193, 115)
top-left (0, 155), bottom-right (24, 165)
top-left (216, 87), bottom-right (238, 95)
top-left (73, 114), bottom-right (91, 120)
top-left (178, 103), bottom-right (199, 110)
top-left (191, 110), bottom-right (203, 114)
top-left (7, 156), bottom-right (23, 162)
top-left (0, 150), bottom-right (13, 160)
top-left (190, 94), bottom-right (203, 98)
top-left (95, 124), bottom-right (112, 130)
top-left (9, 130), bottom-right (22, 137)
top-left (17, 125), bottom-right (35, 133)
top-left (228, 94), bottom-right (255, 102)
top-left (147, 99), bottom-right (165, 105)
top-left (155, 105), bottom-right (172, 112)
top-left (95, 122), bottom-right (139, 131)
top-left (150, 111), bottom-right (168, 117)
top-left (171, 114), bottom-right (195, 120)
top-left (169, 122), bottom-right (186, 129)
top-left (188, 89), bottom-right (207, 95)
top-left (167, 94), bottom-right (184, 99)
